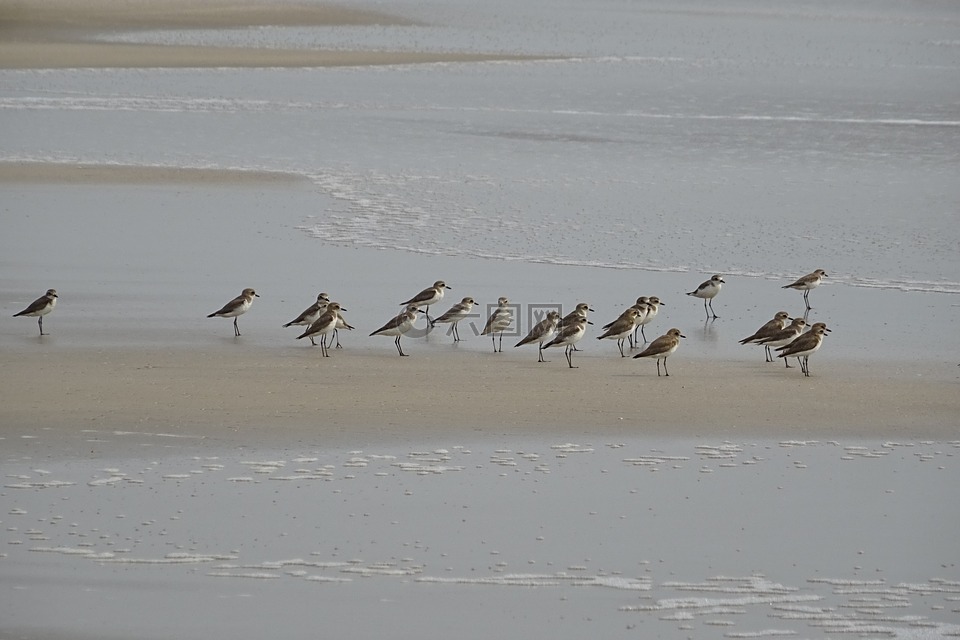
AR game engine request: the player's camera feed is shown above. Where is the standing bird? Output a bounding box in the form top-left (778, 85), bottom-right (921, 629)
top-left (431, 297), bottom-right (477, 343)
top-left (13, 288), bottom-right (58, 336)
top-left (480, 297), bottom-right (513, 352)
top-left (633, 328), bottom-right (686, 377)
top-left (543, 316), bottom-right (589, 368)
top-left (755, 317), bottom-right (807, 367)
top-left (207, 288), bottom-right (259, 336)
top-left (370, 305), bottom-right (422, 356)
top-left (739, 311), bottom-right (791, 362)
top-left (514, 310), bottom-right (560, 363)
top-left (558, 303), bottom-right (595, 350)
top-left (296, 302), bottom-right (346, 358)
top-left (597, 307), bottom-right (642, 357)
top-left (283, 292), bottom-right (330, 345)
top-left (328, 308), bottom-right (355, 350)
top-left (400, 280), bottom-right (450, 324)
top-left (558, 303), bottom-right (595, 331)
top-left (783, 269), bottom-right (828, 310)
top-left (634, 296), bottom-right (663, 344)
top-left (687, 275), bottom-right (725, 319)
top-left (613, 296), bottom-right (648, 348)
top-left (777, 324), bottom-right (830, 377)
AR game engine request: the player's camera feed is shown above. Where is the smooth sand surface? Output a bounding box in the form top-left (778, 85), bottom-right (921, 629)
top-left (0, 0), bottom-right (544, 68)
top-left (3, 346), bottom-right (957, 456)
top-left (0, 162), bottom-right (310, 184)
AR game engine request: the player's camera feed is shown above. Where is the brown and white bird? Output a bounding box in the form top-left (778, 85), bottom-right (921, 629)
top-left (283, 292), bottom-right (331, 345)
top-left (632, 328), bottom-right (685, 377)
top-left (370, 304), bottom-right (422, 357)
top-left (558, 303), bottom-right (595, 351)
top-left (739, 311), bottom-right (791, 362)
top-left (400, 280), bottom-right (450, 323)
top-left (329, 308), bottom-right (355, 350)
top-left (755, 317), bottom-right (807, 367)
top-left (597, 307), bottom-right (642, 357)
top-left (480, 297), bottom-right (513, 352)
top-left (609, 296), bottom-right (647, 348)
top-left (634, 296), bottom-right (663, 345)
top-left (13, 288), bottom-right (58, 336)
top-left (776, 324), bottom-right (830, 377)
top-left (431, 296), bottom-right (477, 343)
top-left (543, 315), bottom-right (589, 368)
top-left (296, 302), bottom-right (346, 357)
top-left (782, 269), bottom-right (827, 310)
top-left (515, 310), bottom-right (560, 363)
top-left (686, 275), bottom-right (724, 319)
top-left (207, 288), bottom-right (258, 336)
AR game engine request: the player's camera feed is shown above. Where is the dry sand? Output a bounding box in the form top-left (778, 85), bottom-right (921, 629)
top-left (0, 0), bottom-right (545, 68)
top-left (3, 345), bottom-right (957, 456)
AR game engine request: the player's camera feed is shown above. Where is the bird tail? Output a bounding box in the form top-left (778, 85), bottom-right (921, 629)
top-left (206, 312), bottom-right (218, 318)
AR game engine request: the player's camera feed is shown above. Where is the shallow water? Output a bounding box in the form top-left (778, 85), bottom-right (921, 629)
top-left (1, 0), bottom-right (959, 294)
top-left (2, 435), bottom-right (958, 639)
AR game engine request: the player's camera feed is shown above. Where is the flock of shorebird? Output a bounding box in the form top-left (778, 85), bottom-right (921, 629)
top-left (11, 269), bottom-right (831, 377)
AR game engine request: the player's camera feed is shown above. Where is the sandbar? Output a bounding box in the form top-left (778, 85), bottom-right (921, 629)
top-left (0, 0), bottom-right (546, 69)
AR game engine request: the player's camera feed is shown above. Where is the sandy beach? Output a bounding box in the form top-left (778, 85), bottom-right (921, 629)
top-left (4, 345), bottom-right (957, 453)
top-left (2, 3), bottom-right (959, 639)
top-left (2, 162), bottom-right (958, 454)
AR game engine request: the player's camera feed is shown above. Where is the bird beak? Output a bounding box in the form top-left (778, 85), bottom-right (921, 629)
top-left (340, 307), bottom-right (348, 312)
top-left (679, 334), bottom-right (686, 339)
top-left (586, 320), bottom-right (594, 325)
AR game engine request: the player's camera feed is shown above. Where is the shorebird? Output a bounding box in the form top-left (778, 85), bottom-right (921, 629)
top-left (283, 292), bottom-right (330, 345)
top-left (614, 296), bottom-right (648, 348)
top-left (558, 303), bottom-right (595, 350)
top-left (558, 303), bottom-right (594, 330)
top-left (207, 288), bottom-right (258, 336)
top-left (328, 309), bottom-right (355, 350)
top-left (296, 302), bottom-right (345, 357)
top-left (634, 296), bottom-right (662, 344)
top-left (783, 269), bottom-right (827, 310)
top-left (431, 297), bottom-right (477, 343)
top-left (632, 328), bottom-right (685, 377)
top-left (370, 305), bottom-right (422, 356)
top-left (777, 324), bottom-right (829, 376)
top-left (755, 317), bottom-right (807, 367)
top-left (739, 311), bottom-right (791, 362)
top-left (687, 275), bottom-right (724, 319)
top-left (13, 288), bottom-right (58, 336)
top-left (597, 307), bottom-right (642, 357)
top-left (544, 315), bottom-right (589, 368)
top-left (514, 310), bottom-right (560, 363)
top-left (400, 280), bottom-right (450, 323)
top-left (480, 297), bottom-right (513, 352)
